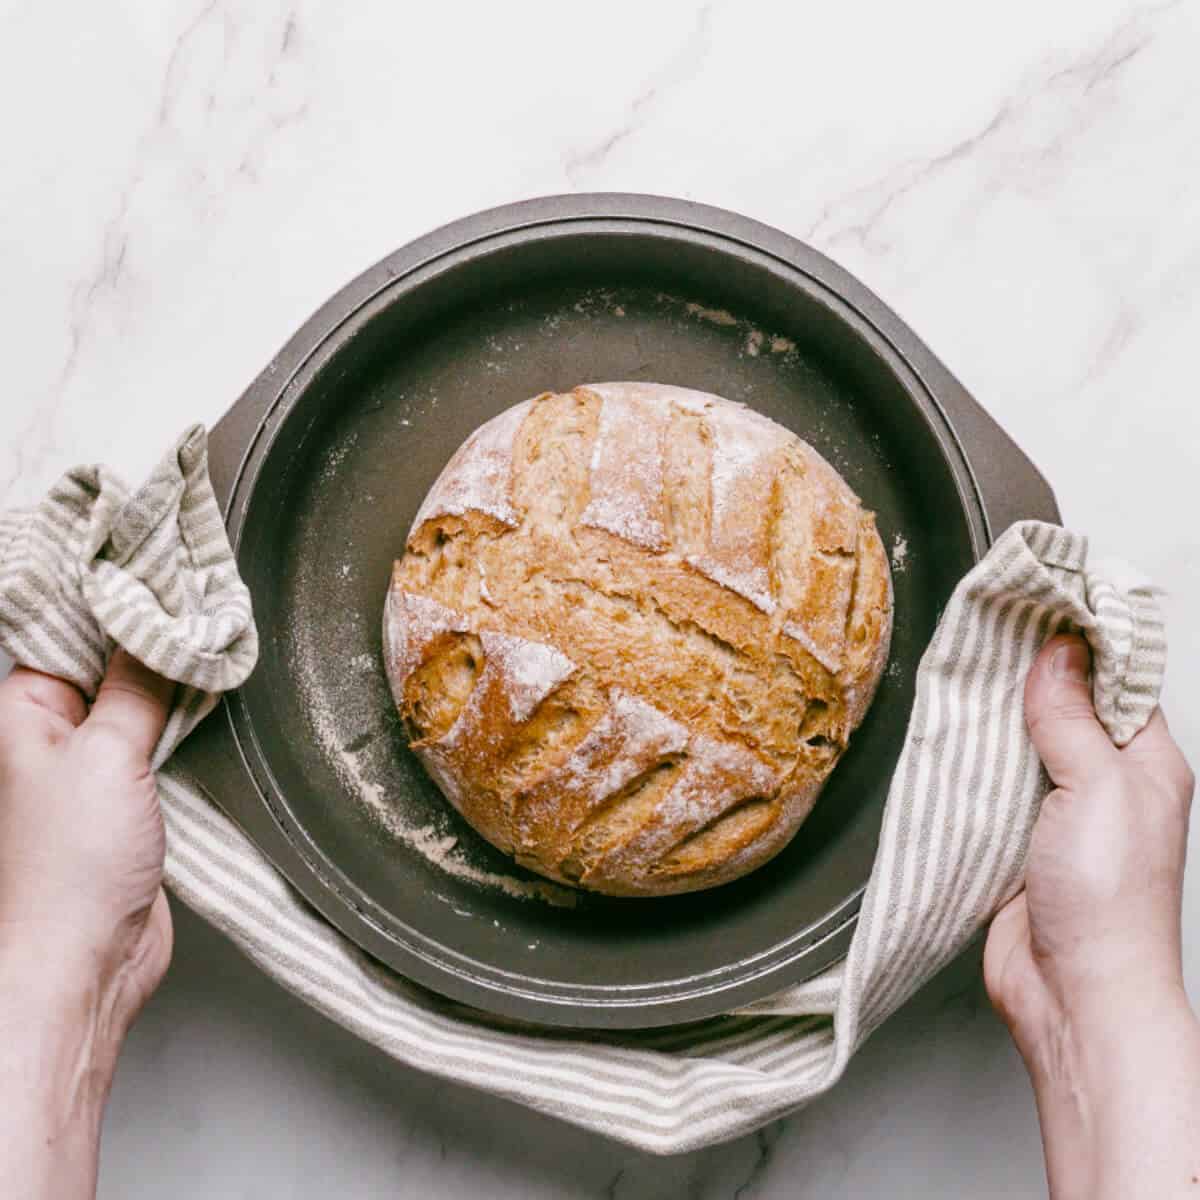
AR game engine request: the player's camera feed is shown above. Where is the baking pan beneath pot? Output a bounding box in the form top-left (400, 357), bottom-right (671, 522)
top-left (172, 194), bottom-right (1058, 1029)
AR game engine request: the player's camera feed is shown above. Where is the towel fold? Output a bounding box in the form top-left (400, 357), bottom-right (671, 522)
top-left (0, 430), bottom-right (1165, 1154)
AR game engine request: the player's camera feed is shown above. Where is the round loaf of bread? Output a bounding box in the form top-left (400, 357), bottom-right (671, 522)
top-left (383, 383), bottom-right (892, 896)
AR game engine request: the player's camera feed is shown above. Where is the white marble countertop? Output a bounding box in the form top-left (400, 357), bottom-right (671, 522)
top-left (2, 1), bottom-right (1198, 1195)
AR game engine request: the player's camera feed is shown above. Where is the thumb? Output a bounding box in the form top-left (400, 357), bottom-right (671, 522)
top-left (1024, 634), bottom-right (1119, 791)
top-left (86, 648), bottom-right (176, 762)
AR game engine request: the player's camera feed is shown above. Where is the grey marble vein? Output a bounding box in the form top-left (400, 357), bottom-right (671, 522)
top-left (0, 174), bottom-right (136, 506)
top-left (564, 4), bottom-right (713, 184)
top-left (805, 1), bottom-right (1176, 253)
top-left (730, 1122), bottom-right (785, 1200)
top-left (0, 1), bottom-right (312, 508)
top-left (158, 0), bottom-right (222, 124)
top-left (1082, 306), bottom-right (1141, 383)
top-left (601, 1166), bottom-right (625, 1198)
top-left (1051, 0), bottom-right (1182, 94)
top-left (38, 0), bottom-right (227, 424)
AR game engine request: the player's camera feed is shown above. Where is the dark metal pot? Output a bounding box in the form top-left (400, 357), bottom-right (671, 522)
top-left (173, 194), bottom-right (1058, 1028)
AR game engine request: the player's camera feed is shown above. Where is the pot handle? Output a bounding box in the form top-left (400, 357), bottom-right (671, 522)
top-left (902, 342), bottom-right (1061, 537)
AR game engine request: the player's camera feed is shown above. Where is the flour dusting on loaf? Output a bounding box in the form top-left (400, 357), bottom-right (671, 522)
top-left (478, 630), bottom-right (576, 725)
top-left (411, 398), bottom-right (531, 529)
top-left (688, 398), bottom-right (788, 613)
top-left (578, 384), bottom-right (668, 550)
top-left (384, 383), bottom-right (893, 896)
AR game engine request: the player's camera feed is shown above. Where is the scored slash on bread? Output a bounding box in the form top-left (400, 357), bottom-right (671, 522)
top-left (383, 383), bottom-right (893, 896)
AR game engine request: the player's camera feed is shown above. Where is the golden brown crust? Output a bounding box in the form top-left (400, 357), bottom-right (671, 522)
top-left (383, 383), bottom-right (893, 896)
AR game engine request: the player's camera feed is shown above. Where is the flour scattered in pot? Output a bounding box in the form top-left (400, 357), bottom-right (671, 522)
top-left (669, 295), bottom-right (798, 365)
top-left (350, 751), bottom-right (577, 908)
top-left (319, 432), bottom-right (357, 483)
top-left (684, 301), bottom-right (738, 326)
top-left (891, 533), bottom-right (909, 574)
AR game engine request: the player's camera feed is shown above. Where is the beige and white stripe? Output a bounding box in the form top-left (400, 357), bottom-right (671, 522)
top-left (0, 431), bottom-right (1165, 1155)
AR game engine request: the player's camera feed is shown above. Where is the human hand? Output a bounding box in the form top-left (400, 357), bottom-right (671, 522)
top-left (985, 633), bottom-right (1199, 1199)
top-left (985, 633), bottom-right (1194, 1051)
top-left (0, 650), bottom-right (175, 1199)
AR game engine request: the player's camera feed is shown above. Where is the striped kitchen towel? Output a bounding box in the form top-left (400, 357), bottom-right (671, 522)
top-left (0, 429), bottom-right (1166, 1155)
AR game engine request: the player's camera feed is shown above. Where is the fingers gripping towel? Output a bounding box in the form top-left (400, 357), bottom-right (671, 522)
top-left (0, 427), bottom-right (257, 767)
top-left (0, 432), bottom-right (1166, 1155)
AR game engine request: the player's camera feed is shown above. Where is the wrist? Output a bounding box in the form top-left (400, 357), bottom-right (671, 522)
top-left (1028, 977), bottom-right (1194, 1093)
top-left (1025, 983), bottom-right (1200, 1200)
top-left (0, 979), bottom-right (111, 1200)
top-left (0, 934), bottom-right (124, 1110)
